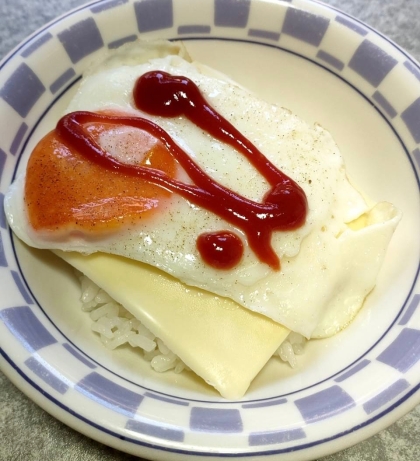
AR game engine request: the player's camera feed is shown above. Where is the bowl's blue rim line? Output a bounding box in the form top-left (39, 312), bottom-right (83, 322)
top-left (1, 346), bottom-right (420, 457)
top-left (0, 0), bottom-right (419, 72)
top-left (9, 33), bottom-right (420, 405)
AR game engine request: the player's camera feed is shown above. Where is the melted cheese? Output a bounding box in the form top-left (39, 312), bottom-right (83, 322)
top-left (54, 250), bottom-right (289, 399)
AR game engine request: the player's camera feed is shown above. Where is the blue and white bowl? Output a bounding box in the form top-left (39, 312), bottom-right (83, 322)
top-left (0, 1), bottom-right (419, 459)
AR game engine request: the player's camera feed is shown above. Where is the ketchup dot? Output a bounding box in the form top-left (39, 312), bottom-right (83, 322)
top-left (196, 231), bottom-right (243, 270)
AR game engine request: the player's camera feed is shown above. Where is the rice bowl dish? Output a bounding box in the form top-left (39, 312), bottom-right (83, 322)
top-left (4, 39), bottom-right (402, 398)
top-left (1, 0), bottom-right (419, 459)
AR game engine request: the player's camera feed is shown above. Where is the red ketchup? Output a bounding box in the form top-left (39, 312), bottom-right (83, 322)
top-left (56, 71), bottom-right (307, 271)
top-left (196, 232), bottom-right (244, 270)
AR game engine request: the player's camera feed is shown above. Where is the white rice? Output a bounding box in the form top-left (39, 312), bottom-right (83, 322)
top-left (78, 273), bottom-right (306, 374)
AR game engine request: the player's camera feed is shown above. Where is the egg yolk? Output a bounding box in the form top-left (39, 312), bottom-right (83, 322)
top-left (24, 120), bottom-right (178, 234)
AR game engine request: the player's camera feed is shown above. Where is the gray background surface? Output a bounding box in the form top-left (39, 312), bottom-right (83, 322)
top-left (0, 0), bottom-right (419, 460)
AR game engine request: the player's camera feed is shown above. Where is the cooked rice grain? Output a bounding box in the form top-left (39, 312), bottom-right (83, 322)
top-left (78, 273), bottom-right (305, 375)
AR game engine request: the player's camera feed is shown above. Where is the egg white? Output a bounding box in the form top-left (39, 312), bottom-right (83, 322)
top-left (4, 41), bottom-right (401, 338)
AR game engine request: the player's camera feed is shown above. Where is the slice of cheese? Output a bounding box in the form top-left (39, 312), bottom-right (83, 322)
top-left (54, 250), bottom-right (290, 399)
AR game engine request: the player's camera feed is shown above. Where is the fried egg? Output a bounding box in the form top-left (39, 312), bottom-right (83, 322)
top-left (4, 41), bottom-right (401, 339)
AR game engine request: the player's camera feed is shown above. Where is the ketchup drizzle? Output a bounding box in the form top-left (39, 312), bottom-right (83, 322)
top-left (56, 71), bottom-right (307, 270)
